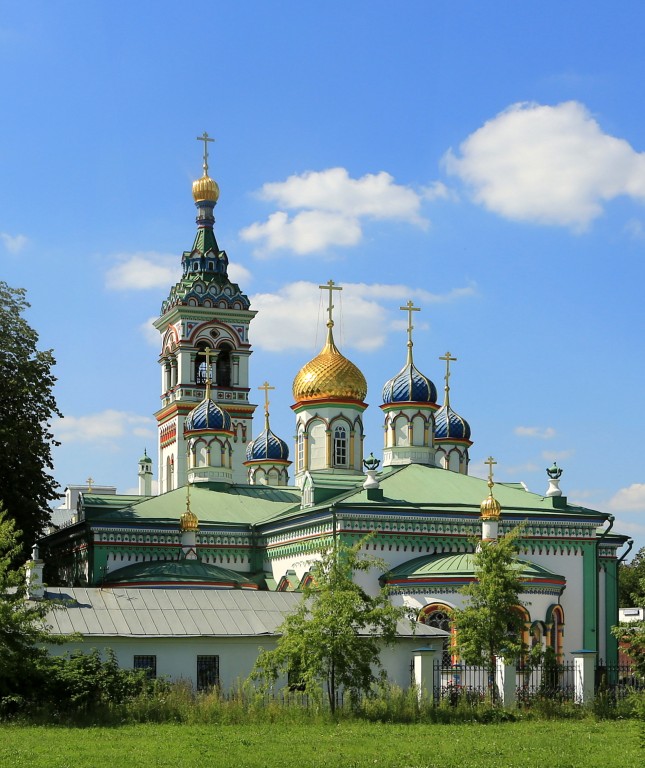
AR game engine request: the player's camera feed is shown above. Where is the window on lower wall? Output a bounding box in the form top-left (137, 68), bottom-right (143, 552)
top-left (133, 655), bottom-right (157, 679)
top-left (197, 655), bottom-right (220, 691)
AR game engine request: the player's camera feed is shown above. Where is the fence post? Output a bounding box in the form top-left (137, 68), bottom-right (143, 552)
top-left (495, 656), bottom-right (517, 708)
top-left (412, 643), bottom-right (442, 702)
top-left (571, 649), bottom-right (596, 705)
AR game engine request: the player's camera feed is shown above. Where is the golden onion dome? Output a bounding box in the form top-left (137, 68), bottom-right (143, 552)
top-left (480, 485), bottom-right (502, 521)
top-left (180, 508), bottom-right (199, 532)
top-left (293, 327), bottom-right (367, 403)
top-left (192, 173), bottom-right (220, 203)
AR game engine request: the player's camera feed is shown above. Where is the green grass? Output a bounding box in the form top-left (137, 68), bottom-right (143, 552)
top-left (0, 720), bottom-right (642, 768)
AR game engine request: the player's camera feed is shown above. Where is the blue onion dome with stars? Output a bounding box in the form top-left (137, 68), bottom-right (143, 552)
top-left (434, 403), bottom-right (471, 440)
top-left (246, 381), bottom-right (289, 461)
top-left (382, 362), bottom-right (437, 404)
top-left (246, 427), bottom-right (289, 462)
top-left (185, 397), bottom-right (232, 432)
top-left (434, 351), bottom-right (471, 441)
top-left (382, 300), bottom-right (437, 405)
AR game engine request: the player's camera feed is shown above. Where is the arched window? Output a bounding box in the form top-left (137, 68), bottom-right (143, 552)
top-left (420, 604), bottom-right (453, 666)
top-left (216, 343), bottom-right (232, 387)
top-left (194, 344), bottom-right (209, 384)
top-left (333, 425), bottom-right (348, 466)
top-left (547, 605), bottom-right (565, 660)
top-left (297, 430), bottom-right (305, 471)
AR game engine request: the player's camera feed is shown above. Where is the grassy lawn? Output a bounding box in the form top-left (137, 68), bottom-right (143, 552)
top-left (0, 720), bottom-right (642, 768)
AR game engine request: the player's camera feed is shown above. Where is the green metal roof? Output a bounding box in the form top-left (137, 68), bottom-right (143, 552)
top-left (85, 484), bottom-right (301, 526)
top-left (339, 464), bottom-right (607, 520)
top-left (102, 559), bottom-right (256, 588)
top-left (384, 552), bottom-right (565, 591)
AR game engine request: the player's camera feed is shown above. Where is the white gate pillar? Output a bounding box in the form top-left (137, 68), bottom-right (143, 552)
top-left (412, 643), bottom-right (442, 701)
top-left (571, 649), bottom-right (596, 705)
top-left (495, 656), bottom-right (517, 708)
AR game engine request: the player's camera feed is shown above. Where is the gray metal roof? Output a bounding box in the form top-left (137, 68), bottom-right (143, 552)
top-left (42, 587), bottom-right (447, 639)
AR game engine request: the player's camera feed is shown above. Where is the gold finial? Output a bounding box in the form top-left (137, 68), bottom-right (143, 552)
top-left (480, 456), bottom-right (501, 521)
top-left (484, 456), bottom-right (497, 490)
top-left (259, 381), bottom-right (275, 431)
top-left (439, 351), bottom-right (457, 408)
top-left (203, 346), bottom-right (214, 399)
top-left (180, 483), bottom-right (199, 532)
top-left (86, 476), bottom-right (94, 493)
top-left (400, 300), bottom-right (420, 365)
top-left (196, 131), bottom-right (215, 176)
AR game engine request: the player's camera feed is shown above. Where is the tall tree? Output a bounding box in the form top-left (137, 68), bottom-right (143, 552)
top-left (452, 528), bottom-right (526, 674)
top-left (0, 507), bottom-right (61, 699)
top-left (618, 546), bottom-right (645, 608)
top-left (0, 282), bottom-right (61, 559)
top-left (252, 536), bottom-right (411, 712)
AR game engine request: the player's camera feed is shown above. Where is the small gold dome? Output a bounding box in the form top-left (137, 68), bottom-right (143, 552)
top-left (180, 508), bottom-right (199, 532)
top-left (480, 493), bottom-right (501, 521)
top-left (293, 329), bottom-right (367, 403)
top-left (192, 173), bottom-right (220, 203)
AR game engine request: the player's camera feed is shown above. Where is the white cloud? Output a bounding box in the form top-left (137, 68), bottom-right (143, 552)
top-left (1, 232), bottom-right (28, 254)
top-left (421, 181), bottom-right (456, 202)
top-left (541, 449), bottom-right (574, 462)
top-left (240, 167), bottom-right (430, 256)
top-left (140, 316), bottom-right (159, 347)
top-left (228, 262), bottom-right (252, 285)
top-left (608, 483), bottom-right (645, 512)
top-left (241, 210), bottom-right (362, 256)
top-left (445, 101), bottom-right (645, 230)
top-left (54, 410), bottom-right (156, 445)
top-left (514, 426), bottom-right (556, 439)
top-left (250, 280), bottom-right (475, 353)
top-left (624, 218), bottom-right (645, 240)
top-left (105, 252), bottom-right (180, 290)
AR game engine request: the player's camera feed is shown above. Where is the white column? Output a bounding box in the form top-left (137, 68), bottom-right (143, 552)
top-left (495, 656), bottom-right (517, 708)
top-left (412, 642), bottom-right (442, 701)
top-left (572, 650), bottom-right (596, 705)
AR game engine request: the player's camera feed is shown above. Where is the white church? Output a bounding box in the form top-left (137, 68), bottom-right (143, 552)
top-left (35, 137), bottom-right (629, 690)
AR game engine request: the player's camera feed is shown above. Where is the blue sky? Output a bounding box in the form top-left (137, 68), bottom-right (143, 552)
top-left (1, 2), bottom-right (644, 557)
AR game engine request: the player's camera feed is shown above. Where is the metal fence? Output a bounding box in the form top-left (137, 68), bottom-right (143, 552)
top-left (431, 660), bottom-right (643, 706)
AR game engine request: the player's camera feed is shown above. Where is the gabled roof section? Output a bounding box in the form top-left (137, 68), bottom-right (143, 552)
top-left (334, 464), bottom-right (608, 521)
top-left (84, 484), bottom-right (301, 526)
top-left (41, 587), bottom-right (448, 639)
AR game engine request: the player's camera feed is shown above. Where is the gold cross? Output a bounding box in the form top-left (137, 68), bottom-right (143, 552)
top-left (318, 279), bottom-right (342, 326)
top-left (439, 352), bottom-right (457, 389)
top-left (258, 381), bottom-right (275, 415)
top-left (86, 476), bottom-right (94, 493)
top-left (400, 300), bottom-right (420, 353)
top-left (484, 456), bottom-right (497, 486)
top-left (203, 346), bottom-right (213, 397)
top-left (196, 132), bottom-right (215, 175)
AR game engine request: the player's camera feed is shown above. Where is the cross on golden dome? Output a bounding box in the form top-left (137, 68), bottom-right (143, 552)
top-left (196, 131), bottom-right (215, 176)
top-left (319, 279), bottom-right (342, 328)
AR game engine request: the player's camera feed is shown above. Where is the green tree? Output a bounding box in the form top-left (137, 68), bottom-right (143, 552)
top-left (613, 568), bottom-right (645, 678)
top-left (0, 507), bottom-right (62, 702)
top-left (452, 528), bottom-right (526, 674)
top-left (252, 537), bottom-right (411, 712)
top-left (618, 546), bottom-right (645, 608)
top-left (0, 282), bottom-right (61, 559)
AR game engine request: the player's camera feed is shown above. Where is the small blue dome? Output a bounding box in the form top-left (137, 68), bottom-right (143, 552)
top-left (185, 398), bottom-right (231, 432)
top-left (246, 428), bottom-right (289, 461)
top-left (382, 362), bottom-right (437, 405)
top-left (434, 404), bottom-right (471, 441)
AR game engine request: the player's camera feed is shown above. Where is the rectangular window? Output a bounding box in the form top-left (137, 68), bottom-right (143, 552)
top-left (133, 655), bottom-right (157, 679)
top-left (197, 655), bottom-right (220, 691)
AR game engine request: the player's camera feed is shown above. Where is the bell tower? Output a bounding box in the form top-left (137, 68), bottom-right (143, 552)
top-left (154, 134), bottom-right (257, 490)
